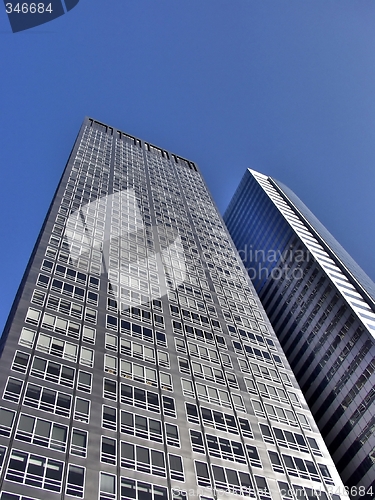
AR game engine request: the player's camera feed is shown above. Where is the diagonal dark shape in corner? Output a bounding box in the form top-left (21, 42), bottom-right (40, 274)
top-left (4, 0), bottom-right (80, 33)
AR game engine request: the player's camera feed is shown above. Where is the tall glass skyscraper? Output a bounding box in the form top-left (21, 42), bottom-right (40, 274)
top-left (224, 169), bottom-right (375, 499)
top-left (0, 119), bottom-right (348, 500)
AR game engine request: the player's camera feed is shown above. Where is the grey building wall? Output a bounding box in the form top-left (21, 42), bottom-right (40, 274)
top-left (0, 119), bottom-right (348, 500)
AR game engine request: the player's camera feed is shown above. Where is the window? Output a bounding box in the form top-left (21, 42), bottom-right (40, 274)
top-left (272, 426), bottom-right (309, 454)
top-left (80, 347), bottom-right (94, 367)
top-left (102, 405), bottom-right (117, 431)
top-left (46, 295), bottom-right (83, 319)
top-left (120, 478), bottom-right (168, 500)
top-left (0, 446), bottom-right (5, 473)
top-left (246, 445), bottom-right (262, 468)
top-left (211, 465), bottom-right (255, 497)
top-left (0, 408), bottom-right (15, 437)
top-left (250, 362), bottom-right (280, 383)
top-left (83, 326), bottom-right (96, 344)
top-left (120, 360), bottom-right (157, 387)
top-left (100, 472), bottom-right (116, 500)
top-left (16, 413), bottom-right (68, 452)
top-left (158, 351), bottom-right (170, 368)
top-left (24, 383), bottom-right (71, 418)
top-left (25, 308), bottom-right (41, 326)
top-left (12, 351), bottom-right (30, 373)
top-left (185, 325), bottom-right (214, 345)
top-left (254, 476), bottom-right (271, 500)
top-left (71, 429), bottom-right (87, 458)
top-left (121, 442), bottom-right (166, 477)
top-left (120, 320), bottom-right (167, 347)
top-left (257, 382), bottom-right (288, 404)
top-left (282, 453), bottom-right (319, 482)
top-left (74, 398), bottom-right (90, 423)
top-left (191, 361), bottom-right (225, 385)
top-left (66, 464), bottom-right (85, 498)
top-left (121, 339), bottom-right (155, 364)
top-left (175, 338), bottom-right (186, 353)
top-left (195, 461), bottom-right (211, 488)
top-left (6, 450), bottom-right (63, 493)
top-left (307, 437), bottom-right (322, 456)
top-left (239, 418), bottom-right (253, 438)
top-left (264, 403), bottom-right (298, 427)
top-left (297, 413), bottom-right (311, 430)
top-left (30, 357), bottom-right (75, 388)
top-left (120, 383), bottom-right (161, 414)
top-left (19, 327), bottom-right (36, 348)
top-left (41, 313), bottom-right (80, 339)
top-left (318, 464), bottom-right (334, 485)
top-left (78, 370), bottom-right (92, 393)
top-left (0, 493), bottom-right (38, 500)
top-left (120, 411), bottom-right (162, 443)
top-left (220, 352), bottom-right (232, 368)
top-left (160, 372), bottom-right (173, 391)
top-left (169, 454), bottom-right (184, 481)
top-left (196, 382), bottom-right (231, 408)
top-left (3, 377), bottom-right (23, 403)
top-left (103, 378), bottom-right (117, 401)
top-left (101, 437), bottom-right (116, 465)
top-left (36, 334), bottom-right (78, 363)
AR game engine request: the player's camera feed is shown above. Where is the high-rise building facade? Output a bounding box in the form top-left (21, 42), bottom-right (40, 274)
top-left (224, 169), bottom-right (375, 498)
top-left (0, 119), bottom-right (348, 500)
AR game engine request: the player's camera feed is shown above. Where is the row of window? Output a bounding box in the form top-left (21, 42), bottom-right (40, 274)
top-left (181, 379), bottom-right (245, 412)
top-left (105, 358), bottom-right (173, 391)
top-left (107, 314), bottom-right (165, 333)
top-left (4, 378), bottom-right (90, 422)
top-left (175, 337), bottom-right (232, 366)
top-left (185, 403), bottom-right (253, 438)
top-left (0, 407), bottom-right (87, 457)
top-left (105, 337), bottom-right (169, 367)
top-left (117, 320), bottom-right (167, 346)
top-left (232, 339), bottom-right (283, 366)
top-left (26, 304), bottom-right (97, 330)
top-left (244, 377), bottom-right (300, 407)
top-left (23, 309), bottom-right (95, 343)
top-left (269, 451), bottom-right (334, 484)
top-left (102, 406), bottom-right (179, 446)
top-left (99, 475), bottom-right (168, 500)
top-left (36, 274), bottom-right (99, 305)
top-left (104, 380), bottom-right (176, 418)
top-left (173, 321), bottom-right (225, 346)
top-left (251, 399), bottom-right (311, 430)
top-left (41, 261), bottom-right (99, 288)
top-left (20, 330), bottom-right (94, 366)
top-left (4, 449), bottom-right (84, 497)
top-left (101, 440), bottom-right (184, 481)
top-left (195, 461), bottom-right (269, 499)
top-left (12, 351), bottom-right (92, 392)
top-left (178, 357), bottom-right (238, 388)
top-left (190, 430), bottom-right (262, 467)
top-left (259, 423), bottom-right (321, 455)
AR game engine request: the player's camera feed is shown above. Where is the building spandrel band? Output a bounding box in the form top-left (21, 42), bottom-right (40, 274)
top-left (224, 168), bottom-right (375, 500)
top-left (0, 118), bottom-right (349, 500)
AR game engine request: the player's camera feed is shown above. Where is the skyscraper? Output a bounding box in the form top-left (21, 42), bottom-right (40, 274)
top-left (0, 118), bottom-right (349, 500)
top-left (224, 169), bottom-right (375, 498)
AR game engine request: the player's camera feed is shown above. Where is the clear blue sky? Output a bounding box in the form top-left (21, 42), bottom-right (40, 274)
top-left (1, 0), bottom-right (375, 332)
